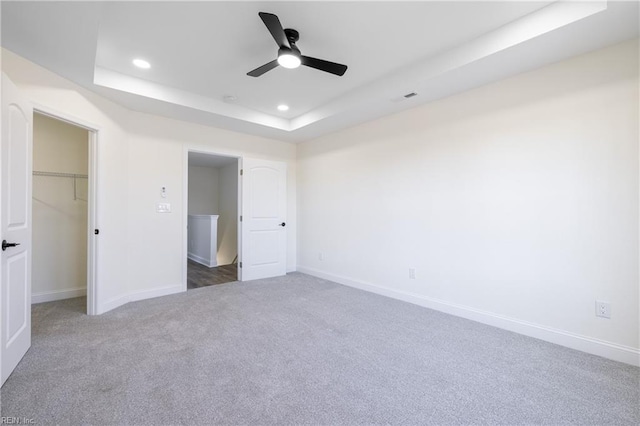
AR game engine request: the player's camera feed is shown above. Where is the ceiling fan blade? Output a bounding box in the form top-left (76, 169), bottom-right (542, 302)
top-left (301, 56), bottom-right (348, 76)
top-left (247, 59), bottom-right (279, 77)
top-left (259, 12), bottom-right (289, 48)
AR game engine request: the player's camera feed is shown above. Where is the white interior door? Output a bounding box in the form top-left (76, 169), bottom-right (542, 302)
top-left (241, 158), bottom-right (286, 281)
top-left (1, 73), bottom-right (33, 386)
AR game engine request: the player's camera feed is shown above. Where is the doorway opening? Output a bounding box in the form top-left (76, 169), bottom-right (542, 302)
top-left (31, 111), bottom-right (98, 315)
top-left (186, 151), bottom-right (239, 289)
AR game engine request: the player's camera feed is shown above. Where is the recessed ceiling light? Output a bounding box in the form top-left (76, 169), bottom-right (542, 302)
top-left (277, 104), bottom-right (289, 111)
top-left (133, 59), bottom-right (151, 69)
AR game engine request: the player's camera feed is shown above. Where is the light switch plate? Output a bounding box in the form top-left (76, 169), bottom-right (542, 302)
top-left (156, 203), bottom-right (171, 213)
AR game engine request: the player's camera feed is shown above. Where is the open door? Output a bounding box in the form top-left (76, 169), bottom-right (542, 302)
top-left (241, 158), bottom-right (286, 281)
top-left (1, 73), bottom-right (33, 386)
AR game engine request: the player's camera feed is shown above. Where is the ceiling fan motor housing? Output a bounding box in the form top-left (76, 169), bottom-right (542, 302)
top-left (284, 28), bottom-right (300, 44)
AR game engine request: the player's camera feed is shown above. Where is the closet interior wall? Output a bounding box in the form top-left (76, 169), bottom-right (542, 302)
top-left (32, 113), bottom-right (89, 303)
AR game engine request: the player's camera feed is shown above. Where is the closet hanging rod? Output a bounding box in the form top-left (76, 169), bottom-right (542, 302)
top-left (33, 171), bottom-right (88, 179)
top-left (33, 171), bottom-right (88, 201)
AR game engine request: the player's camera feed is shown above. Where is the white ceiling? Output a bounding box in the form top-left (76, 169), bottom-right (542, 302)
top-left (2, 1), bottom-right (638, 143)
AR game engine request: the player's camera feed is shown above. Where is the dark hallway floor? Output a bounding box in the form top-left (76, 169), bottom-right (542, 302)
top-left (187, 260), bottom-right (237, 289)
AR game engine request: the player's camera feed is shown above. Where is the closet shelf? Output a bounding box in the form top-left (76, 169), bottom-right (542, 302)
top-left (33, 170), bottom-right (88, 201)
top-left (33, 171), bottom-right (88, 179)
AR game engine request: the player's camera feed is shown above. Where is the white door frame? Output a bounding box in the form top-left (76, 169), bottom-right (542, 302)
top-left (32, 104), bottom-right (100, 316)
top-left (182, 147), bottom-right (242, 290)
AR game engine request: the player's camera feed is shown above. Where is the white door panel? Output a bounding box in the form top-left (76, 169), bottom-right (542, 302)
top-left (7, 252), bottom-right (28, 344)
top-left (250, 230), bottom-right (279, 265)
top-left (1, 73), bottom-right (32, 386)
top-left (241, 158), bottom-right (286, 281)
top-left (7, 105), bottom-right (28, 229)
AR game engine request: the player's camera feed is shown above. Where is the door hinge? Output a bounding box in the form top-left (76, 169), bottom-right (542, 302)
top-left (240, 169), bottom-right (243, 176)
top-left (239, 262), bottom-right (242, 268)
top-left (240, 215), bottom-right (243, 222)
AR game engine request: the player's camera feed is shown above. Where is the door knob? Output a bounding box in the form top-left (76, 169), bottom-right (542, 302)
top-left (279, 222), bottom-right (286, 227)
top-left (2, 240), bottom-right (20, 251)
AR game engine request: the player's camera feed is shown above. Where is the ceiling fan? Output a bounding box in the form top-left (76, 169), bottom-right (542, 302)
top-left (247, 12), bottom-right (348, 78)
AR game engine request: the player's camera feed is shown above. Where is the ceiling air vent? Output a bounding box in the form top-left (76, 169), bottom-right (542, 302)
top-left (391, 92), bottom-right (419, 103)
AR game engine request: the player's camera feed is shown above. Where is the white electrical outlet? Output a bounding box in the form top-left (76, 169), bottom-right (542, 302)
top-left (409, 268), bottom-right (416, 279)
top-left (318, 252), bottom-right (323, 261)
top-left (595, 300), bottom-right (611, 319)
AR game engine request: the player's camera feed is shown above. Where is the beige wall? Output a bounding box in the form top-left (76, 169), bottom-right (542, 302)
top-left (32, 113), bottom-right (88, 300)
top-left (297, 40), bottom-right (639, 364)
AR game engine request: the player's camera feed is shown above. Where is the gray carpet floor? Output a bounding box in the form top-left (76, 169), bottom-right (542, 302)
top-left (1, 272), bottom-right (638, 425)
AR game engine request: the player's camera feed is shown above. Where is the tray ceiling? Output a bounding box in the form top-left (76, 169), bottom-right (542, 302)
top-left (2, 1), bottom-right (638, 142)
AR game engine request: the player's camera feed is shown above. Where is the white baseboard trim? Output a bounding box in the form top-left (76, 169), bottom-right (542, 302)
top-left (297, 265), bottom-right (640, 367)
top-left (98, 284), bottom-right (184, 314)
top-left (128, 284), bottom-right (183, 303)
top-left (99, 294), bottom-right (129, 315)
top-left (32, 287), bottom-right (87, 304)
top-left (187, 253), bottom-right (217, 268)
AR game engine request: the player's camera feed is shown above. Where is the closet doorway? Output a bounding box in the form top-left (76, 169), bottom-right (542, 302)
top-left (32, 111), bottom-right (98, 314)
top-left (186, 151), bottom-right (239, 289)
